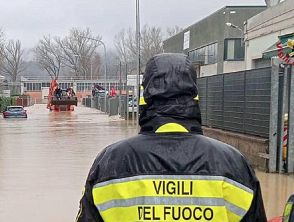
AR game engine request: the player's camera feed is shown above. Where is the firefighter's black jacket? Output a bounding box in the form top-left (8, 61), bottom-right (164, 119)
top-left (76, 53), bottom-right (267, 222)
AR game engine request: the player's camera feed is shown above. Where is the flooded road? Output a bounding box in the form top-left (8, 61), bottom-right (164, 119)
top-left (0, 104), bottom-right (293, 221)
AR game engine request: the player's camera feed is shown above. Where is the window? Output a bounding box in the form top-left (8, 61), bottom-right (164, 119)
top-left (226, 40), bottom-right (235, 60)
top-left (188, 42), bottom-right (218, 65)
top-left (27, 83), bottom-right (32, 91)
top-left (224, 38), bottom-right (244, 60)
top-left (77, 83), bottom-right (82, 91)
top-left (33, 83), bottom-right (41, 91)
top-left (208, 43), bottom-right (218, 64)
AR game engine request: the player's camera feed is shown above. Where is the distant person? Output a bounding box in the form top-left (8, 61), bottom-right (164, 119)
top-left (92, 86), bottom-right (96, 97)
top-left (55, 85), bottom-right (62, 100)
top-left (66, 86), bottom-right (75, 97)
top-left (110, 86), bottom-right (116, 97)
top-left (76, 53), bottom-right (267, 222)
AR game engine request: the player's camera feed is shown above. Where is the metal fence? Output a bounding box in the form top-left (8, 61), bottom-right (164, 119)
top-left (198, 67), bottom-right (271, 138)
top-left (82, 84), bottom-right (137, 120)
top-left (83, 95), bottom-right (129, 118)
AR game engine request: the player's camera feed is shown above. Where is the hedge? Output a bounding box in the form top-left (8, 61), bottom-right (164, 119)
top-left (0, 97), bottom-right (16, 112)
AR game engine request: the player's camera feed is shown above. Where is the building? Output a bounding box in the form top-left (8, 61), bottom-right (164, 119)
top-left (163, 6), bottom-right (266, 77)
top-left (245, 0), bottom-right (294, 69)
top-left (21, 79), bottom-right (126, 103)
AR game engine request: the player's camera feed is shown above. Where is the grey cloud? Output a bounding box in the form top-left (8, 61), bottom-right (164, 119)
top-left (0, 0), bottom-right (264, 49)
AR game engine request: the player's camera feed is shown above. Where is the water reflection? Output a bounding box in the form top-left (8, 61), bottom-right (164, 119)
top-left (0, 104), bottom-right (137, 222)
top-left (0, 104), bottom-right (293, 221)
top-left (256, 170), bottom-right (294, 219)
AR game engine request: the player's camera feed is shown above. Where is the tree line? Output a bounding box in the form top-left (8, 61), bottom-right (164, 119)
top-left (0, 25), bottom-right (182, 83)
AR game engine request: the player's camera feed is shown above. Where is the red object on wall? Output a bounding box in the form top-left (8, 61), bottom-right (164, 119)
top-left (268, 217), bottom-right (282, 222)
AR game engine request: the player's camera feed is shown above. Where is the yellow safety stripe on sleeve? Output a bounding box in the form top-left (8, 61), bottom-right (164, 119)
top-left (283, 202), bottom-right (293, 221)
top-left (92, 175), bottom-right (253, 222)
top-left (139, 85), bottom-right (147, 105)
top-left (227, 209), bottom-right (243, 222)
top-left (194, 95), bottom-right (199, 101)
top-left (155, 123), bottom-right (189, 133)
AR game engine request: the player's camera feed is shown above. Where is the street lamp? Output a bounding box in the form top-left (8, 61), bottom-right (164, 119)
top-left (79, 36), bottom-right (108, 113)
top-left (225, 22), bottom-right (244, 46)
top-left (225, 22), bottom-right (243, 33)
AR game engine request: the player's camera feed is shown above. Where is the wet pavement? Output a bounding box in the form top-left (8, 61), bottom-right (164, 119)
top-left (0, 104), bottom-right (293, 221)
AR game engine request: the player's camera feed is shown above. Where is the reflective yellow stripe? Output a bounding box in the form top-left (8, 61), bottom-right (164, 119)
top-left (155, 123), bottom-right (189, 133)
top-left (283, 202), bottom-right (293, 221)
top-left (99, 205), bottom-right (230, 222)
top-left (139, 85), bottom-right (147, 105)
top-left (93, 179), bottom-right (252, 210)
top-left (92, 175), bottom-right (253, 221)
top-left (194, 95), bottom-right (199, 101)
top-left (139, 97), bottom-right (146, 105)
top-left (227, 209), bottom-right (242, 222)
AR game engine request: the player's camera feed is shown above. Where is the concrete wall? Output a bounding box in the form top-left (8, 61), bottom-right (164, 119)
top-left (203, 127), bottom-right (269, 171)
top-left (24, 91), bottom-right (42, 103)
top-left (223, 61), bottom-right (246, 73)
top-left (200, 64), bottom-right (218, 77)
top-left (245, 0), bottom-right (294, 69)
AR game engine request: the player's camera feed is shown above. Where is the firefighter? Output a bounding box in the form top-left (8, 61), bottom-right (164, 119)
top-left (76, 53), bottom-right (267, 222)
top-left (55, 84), bottom-right (62, 100)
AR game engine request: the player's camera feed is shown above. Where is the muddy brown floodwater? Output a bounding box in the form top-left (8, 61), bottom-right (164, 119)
top-left (0, 104), bottom-right (293, 221)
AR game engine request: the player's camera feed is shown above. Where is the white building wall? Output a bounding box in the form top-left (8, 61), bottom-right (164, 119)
top-left (200, 64), bottom-right (218, 77)
top-left (223, 61), bottom-right (246, 73)
top-left (245, 0), bottom-right (294, 69)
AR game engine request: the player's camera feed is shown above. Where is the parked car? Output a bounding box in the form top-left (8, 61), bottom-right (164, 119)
top-left (3, 106), bottom-right (27, 118)
top-left (92, 89), bottom-right (108, 98)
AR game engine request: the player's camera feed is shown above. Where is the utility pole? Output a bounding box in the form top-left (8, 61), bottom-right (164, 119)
top-left (136, 0), bottom-right (141, 126)
top-left (90, 62), bottom-right (93, 80)
top-left (79, 36), bottom-right (107, 114)
top-left (119, 61), bottom-right (122, 116)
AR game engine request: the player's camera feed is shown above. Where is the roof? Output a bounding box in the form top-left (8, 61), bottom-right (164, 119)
top-left (163, 5), bottom-right (266, 43)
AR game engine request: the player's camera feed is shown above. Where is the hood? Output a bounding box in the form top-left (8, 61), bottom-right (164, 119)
top-left (139, 53), bottom-right (202, 134)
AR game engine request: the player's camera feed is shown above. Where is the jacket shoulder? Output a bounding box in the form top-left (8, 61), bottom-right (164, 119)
top-left (196, 135), bottom-right (255, 185)
top-left (88, 135), bottom-right (144, 181)
top-left (198, 134), bottom-right (245, 157)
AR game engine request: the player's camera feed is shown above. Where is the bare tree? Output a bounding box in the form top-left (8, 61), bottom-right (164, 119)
top-left (114, 29), bottom-right (130, 65)
top-left (89, 52), bottom-right (102, 80)
top-left (140, 25), bottom-right (163, 65)
top-left (0, 40), bottom-right (25, 82)
top-left (0, 29), bottom-right (5, 68)
top-left (34, 36), bottom-right (62, 80)
top-left (114, 25), bottom-right (164, 69)
top-left (166, 26), bottom-right (183, 38)
top-left (56, 28), bottom-right (102, 79)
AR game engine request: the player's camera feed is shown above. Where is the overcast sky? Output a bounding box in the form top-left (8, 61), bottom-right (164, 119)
top-left (0, 0), bottom-right (265, 50)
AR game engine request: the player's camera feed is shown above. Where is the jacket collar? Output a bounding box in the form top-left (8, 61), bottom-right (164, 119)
top-left (139, 115), bottom-right (203, 135)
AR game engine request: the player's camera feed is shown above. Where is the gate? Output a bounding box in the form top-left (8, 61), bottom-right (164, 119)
top-left (269, 58), bottom-right (294, 173)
